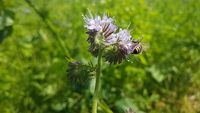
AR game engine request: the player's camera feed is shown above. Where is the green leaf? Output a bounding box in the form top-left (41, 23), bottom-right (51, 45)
top-left (147, 65), bottom-right (165, 82)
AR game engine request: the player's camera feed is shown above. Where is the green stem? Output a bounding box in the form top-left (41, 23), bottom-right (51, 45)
top-left (92, 48), bottom-right (103, 113)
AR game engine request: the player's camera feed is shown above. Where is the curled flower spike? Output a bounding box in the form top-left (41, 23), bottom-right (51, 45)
top-left (104, 29), bottom-right (136, 64)
top-left (84, 14), bottom-right (117, 38)
top-left (116, 29), bottom-right (135, 55)
top-left (67, 61), bottom-right (94, 88)
top-left (83, 14), bottom-right (117, 56)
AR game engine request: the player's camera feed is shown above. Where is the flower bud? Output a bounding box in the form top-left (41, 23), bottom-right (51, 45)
top-left (67, 61), bottom-right (94, 88)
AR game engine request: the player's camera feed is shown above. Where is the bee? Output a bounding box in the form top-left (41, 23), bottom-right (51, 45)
top-left (132, 39), bottom-right (143, 54)
top-left (126, 38), bottom-right (148, 63)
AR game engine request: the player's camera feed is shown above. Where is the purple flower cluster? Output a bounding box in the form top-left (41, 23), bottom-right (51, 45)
top-left (84, 14), bottom-right (117, 38)
top-left (83, 14), bottom-right (139, 64)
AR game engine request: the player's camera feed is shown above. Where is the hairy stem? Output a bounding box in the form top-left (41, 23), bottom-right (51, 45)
top-left (92, 48), bottom-right (103, 113)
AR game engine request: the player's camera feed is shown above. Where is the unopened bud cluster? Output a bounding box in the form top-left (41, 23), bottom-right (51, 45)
top-left (83, 14), bottom-right (141, 64)
top-left (67, 61), bottom-right (94, 88)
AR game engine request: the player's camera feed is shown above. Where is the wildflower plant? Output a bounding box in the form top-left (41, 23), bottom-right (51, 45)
top-left (67, 12), bottom-right (143, 113)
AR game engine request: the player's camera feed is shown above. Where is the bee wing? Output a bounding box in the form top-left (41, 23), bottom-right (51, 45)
top-left (141, 42), bottom-right (149, 53)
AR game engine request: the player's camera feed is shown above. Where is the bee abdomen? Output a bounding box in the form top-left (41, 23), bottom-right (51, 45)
top-left (132, 44), bottom-right (142, 54)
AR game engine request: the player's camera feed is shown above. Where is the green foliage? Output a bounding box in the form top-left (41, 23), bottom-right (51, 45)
top-left (0, 0), bottom-right (200, 113)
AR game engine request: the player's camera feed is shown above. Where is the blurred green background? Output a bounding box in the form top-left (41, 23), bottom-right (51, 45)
top-left (0, 0), bottom-right (200, 113)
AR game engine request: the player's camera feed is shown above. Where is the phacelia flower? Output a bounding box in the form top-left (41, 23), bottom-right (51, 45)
top-left (83, 14), bottom-right (117, 56)
top-left (84, 14), bottom-right (117, 38)
top-left (104, 29), bottom-right (136, 64)
top-left (83, 13), bottom-right (142, 64)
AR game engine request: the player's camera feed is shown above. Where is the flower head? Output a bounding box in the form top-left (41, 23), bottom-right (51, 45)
top-left (104, 29), bottom-right (135, 64)
top-left (83, 14), bottom-right (117, 56)
top-left (116, 29), bottom-right (135, 54)
top-left (84, 14), bottom-right (117, 37)
top-left (83, 13), bottom-right (143, 64)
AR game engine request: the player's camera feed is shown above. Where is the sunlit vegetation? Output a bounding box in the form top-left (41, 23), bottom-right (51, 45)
top-left (0, 0), bottom-right (200, 113)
